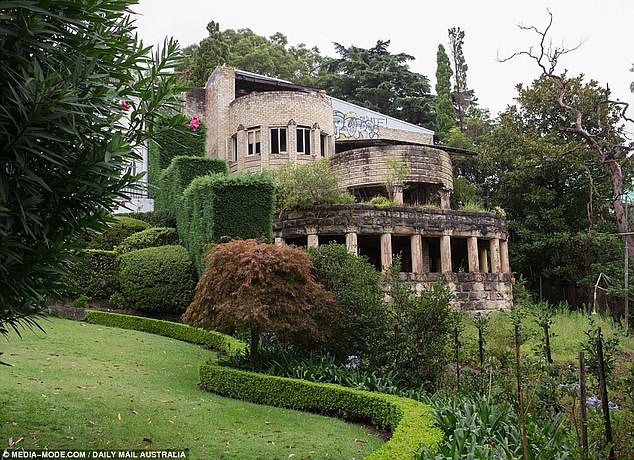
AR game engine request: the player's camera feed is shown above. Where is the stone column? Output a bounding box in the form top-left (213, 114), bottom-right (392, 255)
top-left (346, 231), bottom-right (358, 256)
top-left (274, 237), bottom-right (285, 246)
top-left (440, 234), bottom-right (452, 273)
top-left (467, 236), bottom-right (479, 273)
top-left (411, 234), bottom-right (423, 274)
top-left (500, 239), bottom-right (510, 273)
top-left (479, 246), bottom-right (489, 273)
top-left (307, 227), bottom-right (319, 248)
top-left (287, 119), bottom-right (297, 163)
top-left (380, 233), bottom-right (393, 271)
top-left (490, 238), bottom-right (501, 273)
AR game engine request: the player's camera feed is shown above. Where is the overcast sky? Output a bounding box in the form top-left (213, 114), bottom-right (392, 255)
top-left (133, 0), bottom-right (634, 120)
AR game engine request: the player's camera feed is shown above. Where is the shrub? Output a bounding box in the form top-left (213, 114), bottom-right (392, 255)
top-left (147, 117), bottom-right (207, 191)
top-left (178, 173), bottom-right (275, 273)
top-left (116, 227), bottom-right (179, 253)
top-left (64, 249), bottom-right (119, 299)
top-left (86, 216), bottom-right (151, 250)
top-left (182, 239), bottom-right (341, 364)
top-left (117, 245), bottom-right (195, 313)
top-left (270, 158), bottom-right (354, 216)
top-left (199, 363), bottom-right (443, 459)
top-left (369, 195), bottom-right (396, 208)
top-left (307, 243), bottom-right (389, 365)
top-left (154, 155), bottom-right (228, 211)
top-left (118, 209), bottom-right (177, 228)
top-left (84, 310), bottom-right (245, 355)
top-left (385, 261), bottom-right (454, 391)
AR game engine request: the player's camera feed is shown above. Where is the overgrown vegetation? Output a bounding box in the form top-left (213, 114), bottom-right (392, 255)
top-left (270, 159), bottom-right (353, 216)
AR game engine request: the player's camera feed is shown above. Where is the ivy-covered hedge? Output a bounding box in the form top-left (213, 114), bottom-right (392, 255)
top-left (84, 310), bottom-right (245, 355)
top-left (178, 172), bottom-right (275, 273)
top-left (147, 117), bottom-right (207, 193)
top-left (118, 209), bottom-right (177, 228)
top-left (86, 216), bottom-right (151, 250)
top-left (154, 155), bottom-right (228, 211)
top-left (117, 245), bottom-right (195, 313)
top-left (65, 249), bottom-right (119, 299)
top-left (199, 364), bottom-right (443, 459)
top-left (116, 227), bottom-right (179, 253)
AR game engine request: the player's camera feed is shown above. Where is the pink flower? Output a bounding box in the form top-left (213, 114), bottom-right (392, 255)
top-left (118, 99), bottom-right (131, 111)
top-left (189, 114), bottom-right (201, 131)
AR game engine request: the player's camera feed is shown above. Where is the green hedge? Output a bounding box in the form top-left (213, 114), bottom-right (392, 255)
top-left (118, 209), bottom-right (177, 228)
top-left (86, 216), bottom-right (151, 250)
top-left (199, 364), bottom-right (443, 459)
top-left (117, 245), bottom-right (195, 313)
top-left (178, 172), bottom-right (275, 273)
top-left (147, 117), bottom-right (207, 193)
top-left (84, 310), bottom-right (245, 355)
top-left (116, 227), bottom-right (179, 253)
top-left (154, 155), bottom-right (228, 211)
top-left (65, 249), bottom-right (119, 299)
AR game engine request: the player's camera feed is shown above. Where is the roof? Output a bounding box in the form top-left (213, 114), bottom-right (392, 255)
top-left (234, 69), bottom-right (321, 93)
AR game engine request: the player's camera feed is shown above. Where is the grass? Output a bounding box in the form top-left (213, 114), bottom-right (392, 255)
top-left (461, 308), bottom-right (634, 366)
top-left (0, 317), bottom-right (384, 459)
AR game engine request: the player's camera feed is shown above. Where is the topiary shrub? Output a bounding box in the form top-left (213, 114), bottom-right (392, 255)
top-left (116, 227), bottom-right (179, 253)
top-left (154, 155), bottom-right (228, 211)
top-left (199, 364), bottom-right (443, 459)
top-left (178, 172), bottom-right (275, 273)
top-left (86, 216), bottom-right (151, 250)
top-left (84, 310), bottom-right (245, 355)
top-left (147, 116), bottom-right (207, 192)
top-left (117, 245), bottom-right (195, 313)
top-left (118, 209), bottom-right (177, 228)
top-left (64, 249), bottom-right (119, 299)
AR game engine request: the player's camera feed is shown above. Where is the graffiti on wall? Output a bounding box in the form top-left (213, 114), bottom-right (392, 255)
top-left (333, 110), bottom-right (386, 140)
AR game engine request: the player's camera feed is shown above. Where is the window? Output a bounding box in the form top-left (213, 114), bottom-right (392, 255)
top-left (230, 134), bottom-right (237, 161)
top-left (247, 128), bottom-right (261, 155)
top-left (270, 127), bottom-right (287, 154)
top-left (320, 133), bottom-right (328, 157)
top-left (297, 126), bottom-right (311, 155)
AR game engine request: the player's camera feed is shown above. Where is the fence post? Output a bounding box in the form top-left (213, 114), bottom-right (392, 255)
top-left (579, 351), bottom-right (588, 460)
top-left (596, 327), bottom-right (615, 460)
top-left (514, 323), bottom-right (529, 460)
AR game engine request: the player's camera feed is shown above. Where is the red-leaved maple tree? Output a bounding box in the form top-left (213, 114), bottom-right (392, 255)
top-left (181, 239), bottom-right (341, 364)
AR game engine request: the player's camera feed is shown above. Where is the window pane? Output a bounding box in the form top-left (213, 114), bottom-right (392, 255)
top-left (271, 128), bottom-right (279, 154)
top-left (280, 128), bottom-right (287, 152)
top-left (304, 130), bottom-right (311, 155)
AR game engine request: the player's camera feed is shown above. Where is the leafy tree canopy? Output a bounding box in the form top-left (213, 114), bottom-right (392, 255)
top-left (181, 239), bottom-right (342, 364)
top-left (0, 0), bottom-right (187, 335)
top-left (316, 40), bottom-right (434, 128)
top-left (179, 21), bottom-right (324, 87)
top-left (474, 75), bottom-right (629, 305)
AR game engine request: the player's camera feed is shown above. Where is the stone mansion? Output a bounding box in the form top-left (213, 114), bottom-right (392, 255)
top-left (181, 66), bottom-right (513, 312)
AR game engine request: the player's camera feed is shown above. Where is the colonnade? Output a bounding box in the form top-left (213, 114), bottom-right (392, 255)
top-left (276, 230), bottom-right (510, 275)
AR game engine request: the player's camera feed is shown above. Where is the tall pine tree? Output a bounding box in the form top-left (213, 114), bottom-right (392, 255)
top-left (435, 44), bottom-right (455, 140)
top-left (448, 27), bottom-right (475, 132)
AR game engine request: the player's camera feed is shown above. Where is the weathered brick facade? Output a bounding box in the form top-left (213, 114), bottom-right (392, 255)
top-left (186, 66), bottom-right (514, 312)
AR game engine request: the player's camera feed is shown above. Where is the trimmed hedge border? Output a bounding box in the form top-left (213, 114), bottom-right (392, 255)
top-left (84, 310), bottom-right (443, 458)
top-left (84, 310), bottom-right (245, 356)
top-left (199, 364), bottom-right (443, 459)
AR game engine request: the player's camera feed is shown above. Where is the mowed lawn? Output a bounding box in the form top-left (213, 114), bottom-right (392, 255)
top-left (0, 317), bottom-right (383, 459)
